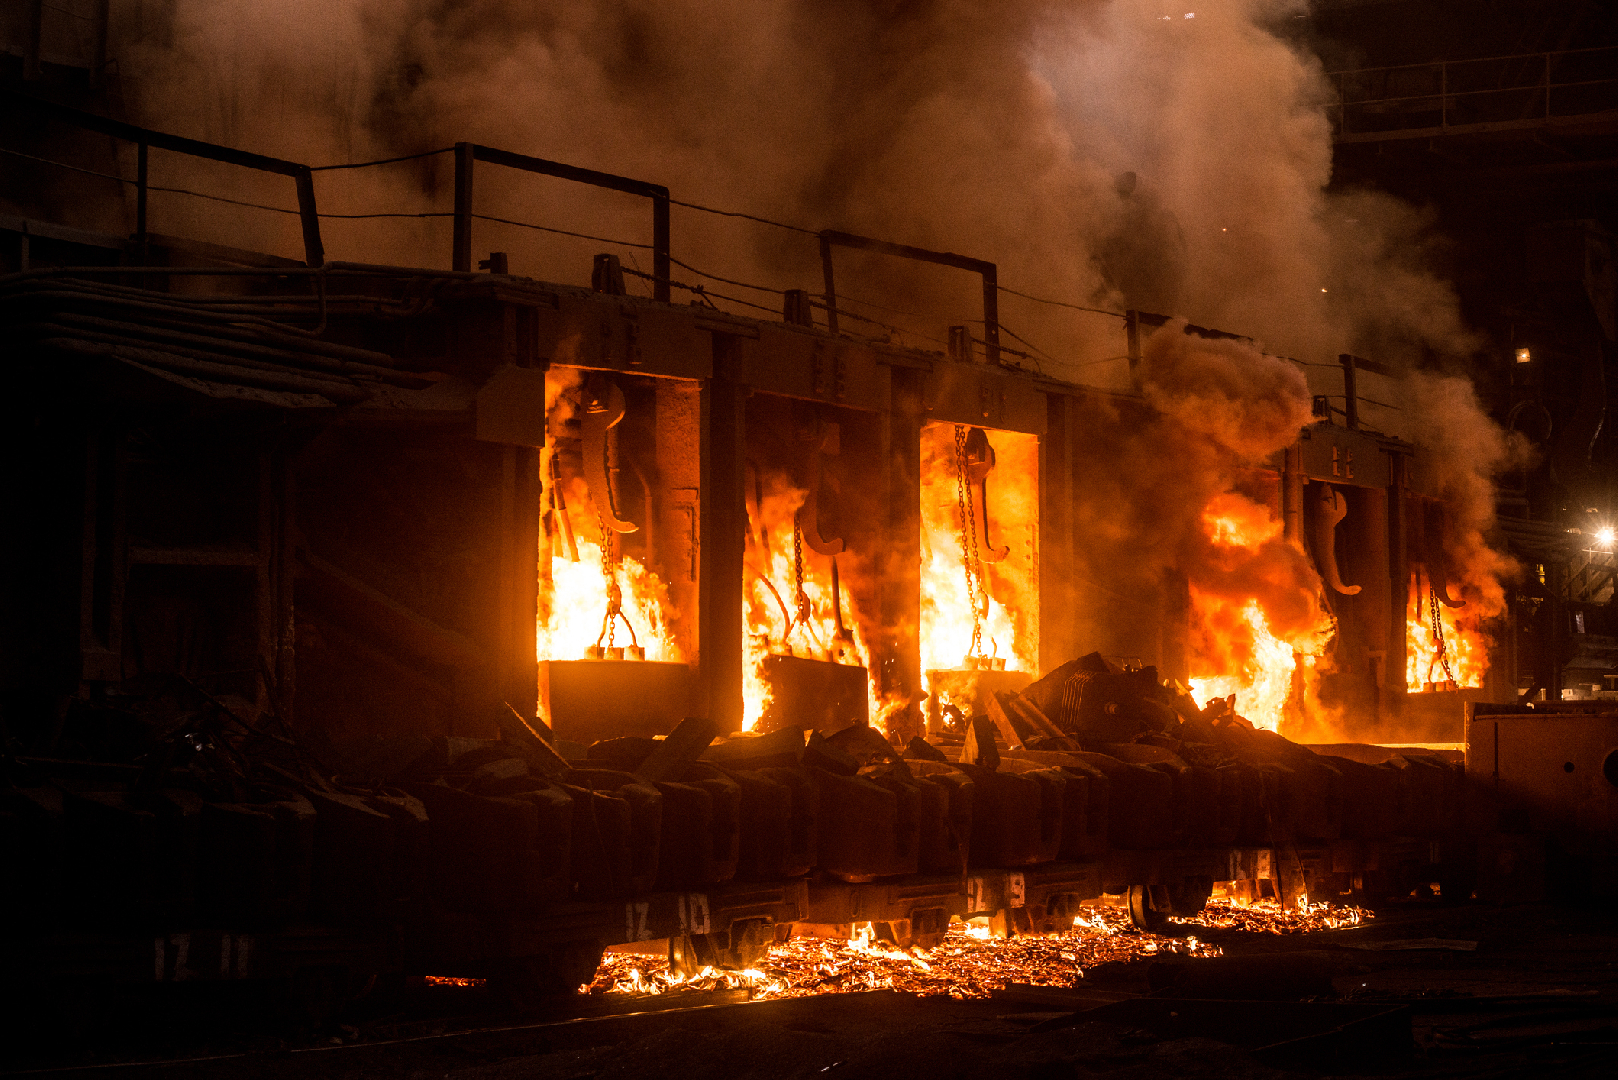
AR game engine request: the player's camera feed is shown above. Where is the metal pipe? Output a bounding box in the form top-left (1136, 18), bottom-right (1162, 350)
top-left (1282, 443), bottom-right (1304, 545)
top-left (652, 193), bottom-right (670, 303)
top-left (453, 143), bottom-right (475, 273)
top-left (23, 0), bottom-right (42, 81)
top-left (293, 167), bottom-right (323, 267)
top-left (819, 234), bottom-right (839, 335)
top-left (30, 313), bottom-right (416, 388)
top-left (8, 94), bottom-right (328, 268)
top-left (40, 333), bottom-right (371, 402)
top-left (135, 142), bottom-right (148, 265)
top-left (90, 0), bottom-right (110, 90)
top-left (12, 284), bottom-right (399, 364)
top-left (1340, 353), bottom-right (1360, 431)
top-left (980, 263), bottom-right (1000, 364)
top-left (818, 229), bottom-right (998, 359)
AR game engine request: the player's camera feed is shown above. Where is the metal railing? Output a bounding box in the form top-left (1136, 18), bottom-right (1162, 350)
top-left (451, 143), bottom-right (670, 300)
top-left (11, 96), bottom-right (325, 267)
top-left (6, 96), bottom-right (1081, 364)
top-left (1329, 45), bottom-right (1618, 141)
top-left (818, 230), bottom-right (1000, 363)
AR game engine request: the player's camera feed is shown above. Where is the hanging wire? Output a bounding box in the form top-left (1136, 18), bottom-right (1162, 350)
top-left (310, 148), bottom-right (454, 171)
top-left (996, 284), bottom-right (1125, 318)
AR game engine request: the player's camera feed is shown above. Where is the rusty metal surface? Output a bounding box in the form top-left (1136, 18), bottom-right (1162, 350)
top-left (756, 654), bottom-right (869, 734)
top-left (542, 660), bottom-right (699, 742)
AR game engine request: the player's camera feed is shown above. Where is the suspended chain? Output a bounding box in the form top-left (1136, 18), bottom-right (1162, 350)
top-left (1427, 584), bottom-right (1455, 685)
top-left (595, 514), bottom-right (639, 650)
top-left (792, 512), bottom-right (813, 633)
top-left (955, 425), bottom-right (986, 660)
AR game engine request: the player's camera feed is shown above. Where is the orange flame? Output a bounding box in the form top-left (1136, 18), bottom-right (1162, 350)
top-left (1405, 571), bottom-right (1487, 690)
top-left (919, 423), bottom-right (1039, 674)
top-left (537, 528), bottom-right (683, 664)
top-left (1187, 493), bottom-right (1334, 731)
top-left (742, 476), bottom-right (877, 731)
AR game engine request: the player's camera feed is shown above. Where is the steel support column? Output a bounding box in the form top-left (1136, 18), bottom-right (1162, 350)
top-left (699, 337), bottom-right (748, 732)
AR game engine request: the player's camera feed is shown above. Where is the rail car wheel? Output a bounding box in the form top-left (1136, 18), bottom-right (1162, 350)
top-left (284, 964), bottom-right (361, 1027)
top-left (1167, 875), bottom-right (1214, 917)
top-left (668, 932), bottom-right (716, 977)
top-left (494, 940), bottom-right (607, 1002)
top-left (716, 919), bottom-right (771, 970)
top-left (909, 908), bottom-right (950, 949)
top-left (1126, 884), bottom-right (1172, 932)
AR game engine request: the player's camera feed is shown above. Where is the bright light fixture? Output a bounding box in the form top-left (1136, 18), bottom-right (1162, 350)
top-left (1596, 526), bottom-right (1615, 550)
top-left (1516, 348), bottom-right (1532, 363)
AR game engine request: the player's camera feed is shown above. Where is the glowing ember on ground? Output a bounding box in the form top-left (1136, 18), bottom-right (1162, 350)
top-left (423, 976), bottom-right (487, 988)
top-left (582, 909), bottom-right (1219, 1001)
top-left (1173, 898), bottom-right (1371, 934)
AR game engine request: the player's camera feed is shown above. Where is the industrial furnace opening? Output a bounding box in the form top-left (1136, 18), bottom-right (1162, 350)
top-left (920, 421), bottom-right (1039, 733)
top-left (538, 367), bottom-right (698, 741)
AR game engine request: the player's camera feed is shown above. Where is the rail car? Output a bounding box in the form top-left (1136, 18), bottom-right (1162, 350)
top-left (1, 106), bottom-right (1510, 1011)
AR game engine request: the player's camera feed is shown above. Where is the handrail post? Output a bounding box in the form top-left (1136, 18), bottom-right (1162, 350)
top-left (1544, 51), bottom-right (1552, 119)
top-left (819, 233), bottom-right (839, 334)
top-left (651, 191), bottom-right (670, 303)
top-left (1340, 353), bottom-right (1360, 431)
top-left (135, 141), bottom-right (148, 264)
top-left (453, 142), bottom-right (475, 272)
top-left (293, 166), bottom-right (324, 267)
top-left (981, 264), bottom-right (1000, 364)
top-left (1441, 60), bottom-right (1448, 129)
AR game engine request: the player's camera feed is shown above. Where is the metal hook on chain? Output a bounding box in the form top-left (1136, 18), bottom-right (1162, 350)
top-left (789, 513), bottom-right (818, 653)
top-left (957, 426), bottom-right (984, 654)
top-left (1428, 584), bottom-right (1454, 685)
top-left (592, 513), bottom-right (640, 656)
top-left (955, 425), bottom-right (987, 662)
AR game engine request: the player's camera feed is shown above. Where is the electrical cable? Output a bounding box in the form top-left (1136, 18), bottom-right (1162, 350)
top-left (620, 266), bottom-right (779, 316)
top-left (667, 196), bottom-right (817, 236)
top-left (0, 145), bottom-right (125, 181)
top-left (996, 283), bottom-right (1125, 318)
top-left (311, 148), bottom-right (453, 171)
top-left (666, 254), bottom-right (785, 294)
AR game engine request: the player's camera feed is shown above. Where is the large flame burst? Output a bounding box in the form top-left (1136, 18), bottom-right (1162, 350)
top-left (1187, 494), bottom-right (1335, 731)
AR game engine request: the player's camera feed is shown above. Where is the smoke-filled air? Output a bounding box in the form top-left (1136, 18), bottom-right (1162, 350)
top-left (105, 0), bottom-right (1522, 735)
